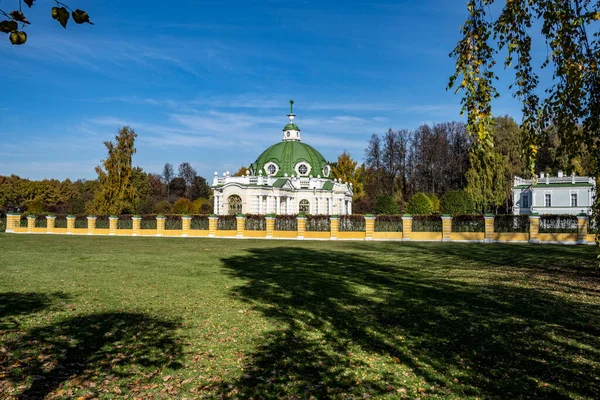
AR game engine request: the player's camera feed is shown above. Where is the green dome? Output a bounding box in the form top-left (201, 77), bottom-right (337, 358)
top-left (251, 141), bottom-right (330, 178)
top-left (283, 123), bottom-right (300, 131)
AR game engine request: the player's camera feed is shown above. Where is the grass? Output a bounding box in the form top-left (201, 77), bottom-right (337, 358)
top-left (0, 234), bottom-right (598, 399)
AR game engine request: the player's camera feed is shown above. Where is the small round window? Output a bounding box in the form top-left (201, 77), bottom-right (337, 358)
top-left (298, 164), bottom-right (308, 175)
top-left (322, 165), bottom-right (331, 177)
top-left (267, 164), bottom-right (277, 175)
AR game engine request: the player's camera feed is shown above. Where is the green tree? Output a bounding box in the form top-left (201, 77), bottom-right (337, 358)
top-left (450, 1), bottom-right (600, 232)
top-left (441, 190), bottom-right (475, 215)
top-left (465, 151), bottom-right (507, 213)
top-left (374, 195), bottom-right (399, 215)
top-left (407, 192), bottom-right (433, 215)
top-left (91, 126), bottom-right (138, 215)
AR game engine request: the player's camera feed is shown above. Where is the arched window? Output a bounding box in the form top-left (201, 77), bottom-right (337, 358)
top-left (299, 199), bottom-right (310, 213)
top-left (228, 195), bottom-right (242, 215)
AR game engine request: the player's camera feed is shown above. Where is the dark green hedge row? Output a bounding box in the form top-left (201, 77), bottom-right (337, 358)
top-left (306, 215), bottom-right (331, 232)
top-left (374, 215), bottom-right (403, 232)
top-left (494, 215), bottom-right (530, 233)
top-left (412, 215), bottom-right (442, 232)
top-left (339, 215), bottom-right (366, 232)
top-left (451, 215), bottom-right (484, 232)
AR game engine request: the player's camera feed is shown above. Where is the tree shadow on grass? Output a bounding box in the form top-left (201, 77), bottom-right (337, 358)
top-left (1, 312), bottom-right (183, 399)
top-left (0, 292), bottom-right (70, 331)
top-left (217, 246), bottom-right (600, 399)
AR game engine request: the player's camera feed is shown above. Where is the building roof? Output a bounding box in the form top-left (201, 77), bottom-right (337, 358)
top-left (251, 140), bottom-right (329, 178)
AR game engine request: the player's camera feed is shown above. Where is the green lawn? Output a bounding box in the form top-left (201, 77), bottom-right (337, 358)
top-left (0, 234), bottom-right (598, 399)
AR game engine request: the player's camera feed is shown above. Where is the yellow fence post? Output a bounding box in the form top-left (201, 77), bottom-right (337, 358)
top-left (87, 216), bottom-right (96, 235)
top-left (577, 214), bottom-right (589, 244)
top-left (208, 215), bottom-right (218, 237)
top-left (236, 214), bottom-right (246, 238)
top-left (364, 214), bottom-right (375, 241)
top-left (6, 212), bottom-right (20, 233)
top-left (330, 215), bottom-right (339, 240)
top-left (442, 215), bottom-right (452, 242)
top-left (484, 214), bottom-right (494, 243)
top-left (265, 214), bottom-right (275, 239)
top-left (529, 213), bottom-right (540, 244)
top-left (46, 215), bottom-right (56, 234)
top-left (156, 216), bottom-right (165, 236)
top-left (27, 215), bottom-right (35, 233)
top-left (132, 216), bottom-right (141, 236)
top-left (109, 216), bottom-right (118, 236)
top-left (182, 216), bottom-right (191, 237)
top-left (297, 214), bottom-right (306, 240)
top-left (66, 215), bottom-right (75, 234)
top-left (402, 214), bottom-right (412, 241)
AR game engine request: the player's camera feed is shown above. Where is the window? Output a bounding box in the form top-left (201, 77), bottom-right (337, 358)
top-left (545, 194), bottom-right (551, 207)
top-left (522, 194), bottom-right (529, 208)
top-left (298, 164), bottom-right (308, 175)
top-left (267, 164), bottom-right (276, 175)
top-left (299, 199), bottom-right (310, 213)
top-left (228, 195), bottom-right (242, 215)
top-left (571, 193), bottom-right (577, 207)
top-left (322, 165), bottom-right (331, 177)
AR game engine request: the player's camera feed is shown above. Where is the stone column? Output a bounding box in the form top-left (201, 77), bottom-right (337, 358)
top-left (529, 214), bottom-right (540, 244)
top-left (402, 214), bottom-right (413, 241)
top-left (132, 216), bottom-right (141, 236)
top-left (328, 198), bottom-right (333, 215)
top-left (236, 215), bottom-right (246, 238)
top-left (182, 216), bottom-right (191, 237)
top-left (287, 197), bottom-right (291, 214)
top-left (109, 216), bottom-right (118, 235)
top-left (330, 215), bottom-right (339, 240)
top-left (577, 214), bottom-right (589, 244)
top-left (348, 201), bottom-right (352, 214)
top-left (266, 215), bottom-right (275, 239)
top-left (214, 194), bottom-right (219, 215)
top-left (276, 196), bottom-right (281, 214)
top-left (442, 215), bottom-right (452, 242)
top-left (297, 215), bottom-right (306, 239)
top-left (259, 195), bottom-right (263, 214)
top-left (27, 215), bottom-right (35, 233)
top-left (484, 214), bottom-right (494, 243)
top-left (46, 215), bottom-right (56, 234)
top-left (66, 215), bottom-right (75, 234)
top-left (364, 214), bottom-right (375, 240)
top-left (87, 216), bottom-right (96, 235)
top-left (156, 216), bottom-right (165, 236)
top-left (208, 215), bottom-right (218, 237)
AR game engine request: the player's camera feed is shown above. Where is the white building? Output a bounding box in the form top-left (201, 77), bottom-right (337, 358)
top-left (211, 101), bottom-right (353, 215)
top-left (512, 171), bottom-right (596, 215)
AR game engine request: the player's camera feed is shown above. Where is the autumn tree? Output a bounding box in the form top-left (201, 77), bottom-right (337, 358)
top-left (233, 166), bottom-right (249, 176)
top-left (331, 151), bottom-right (364, 200)
top-left (0, 1), bottom-right (93, 46)
top-left (91, 126), bottom-right (138, 215)
top-left (450, 0), bottom-right (600, 229)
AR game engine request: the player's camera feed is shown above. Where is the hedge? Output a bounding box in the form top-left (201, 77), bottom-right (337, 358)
top-left (54, 215), bottom-right (67, 228)
top-left (190, 215), bottom-right (209, 230)
top-left (374, 215), bottom-right (403, 232)
top-left (75, 215), bottom-right (88, 229)
top-left (412, 215), bottom-right (442, 232)
top-left (140, 215), bottom-right (158, 229)
top-left (306, 215), bottom-right (330, 232)
top-left (245, 214), bottom-right (266, 231)
top-left (275, 215), bottom-right (297, 231)
top-left (118, 215), bottom-right (133, 229)
top-left (339, 215), bottom-right (366, 232)
top-left (165, 215), bottom-right (183, 230)
top-left (451, 215), bottom-right (484, 232)
top-left (539, 215), bottom-right (578, 233)
top-left (95, 216), bottom-right (110, 229)
top-left (494, 215), bottom-right (529, 233)
top-left (218, 215), bottom-right (237, 230)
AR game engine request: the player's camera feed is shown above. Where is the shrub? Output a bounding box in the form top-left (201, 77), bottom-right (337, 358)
top-left (118, 215), bottom-right (133, 229)
top-left (494, 215), bottom-right (530, 233)
top-left (192, 198), bottom-right (212, 214)
top-left (428, 194), bottom-right (440, 213)
top-left (173, 198), bottom-right (193, 214)
top-left (374, 195), bottom-right (399, 215)
top-left (140, 215), bottom-right (157, 229)
top-left (353, 197), bottom-right (375, 214)
top-left (407, 193), bottom-right (433, 215)
top-left (339, 215), bottom-right (366, 232)
top-left (74, 215), bottom-right (88, 229)
top-left (190, 215), bottom-right (209, 230)
top-left (374, 215), bottom-right (403, 232)
top-left (153, 201), bottom-right (173, 214)
top-left (54, 215), bottom-right (67, 228)
top-left (412, 215), bottom-right (442, 232)
top-left (275, 215), bottom-right (297, 231)
top-left (451, 214), bottom-right (484, 232)
top-left (441, 190), bottom-right (475, 215)
top-left (165, 215), bottom-right (182, 229)
top-left (34, 215), bottom-right (47, 228)
top-left (95, 216), bottom-right (110, 229)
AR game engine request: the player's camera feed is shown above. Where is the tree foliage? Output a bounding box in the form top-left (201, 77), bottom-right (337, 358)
top-left (1, 1), bottom-right (93, 46)
top-left (374, 195), bottom-right (399, 215)
top-left (331, 151), bottom-right (364, 200)
top-left (450, 0), bottom-right (600, 230)
top-left (91, 126), bottom-right (138, 215)
top-left (441, 190), bottom-right (475, 215)
top-left (406, 192), bottom-right (434, 215)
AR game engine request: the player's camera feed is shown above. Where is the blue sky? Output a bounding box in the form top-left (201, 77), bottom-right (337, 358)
top-left (0, 0), bottom-right (526, 181)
